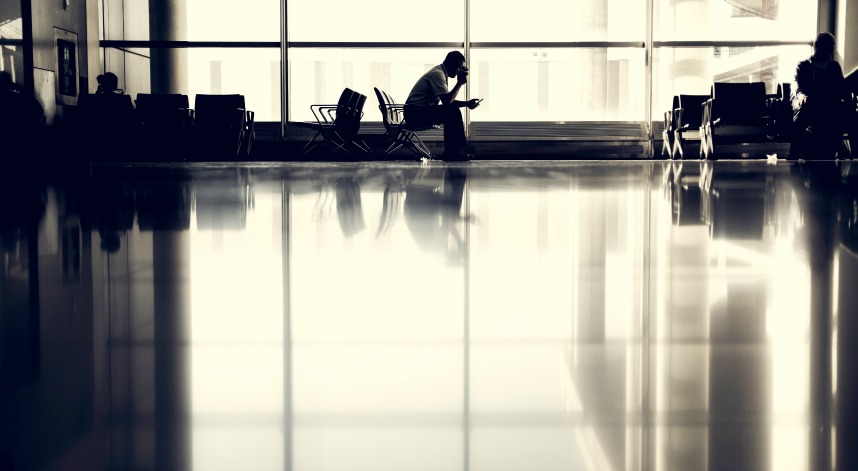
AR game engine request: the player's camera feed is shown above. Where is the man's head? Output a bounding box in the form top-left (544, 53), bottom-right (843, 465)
top-left (443, 51), bottom-right (466, 78)
top-left (813, 32), bottom-right (836, 61)
top-left (102, 72), bottom-right (119, 92)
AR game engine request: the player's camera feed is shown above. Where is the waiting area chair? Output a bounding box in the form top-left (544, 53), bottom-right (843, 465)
top-left (374, 87), bottom-right (436, 160)
top-left (134, 93), bottom-right (194, 157)
top-left (671, 94), bottom-right (709, 159)
top-left (190, 94), bottom-right (255, 158)
top-left (766, 82), bottom-right (793, 143)
top-left (75, 92), bottom-right (136, 157)
top-left (291, 87), bottom-right (370, 156)
top-left (700, 82), bottom-right (772, 160)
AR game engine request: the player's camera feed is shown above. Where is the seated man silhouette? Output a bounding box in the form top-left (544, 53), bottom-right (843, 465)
top-left (95, 72), bottom-right (124, 95)
top-left (791, 32), bottom-right (848, 159)
top-left (404, 51), bottom-right (481, 160)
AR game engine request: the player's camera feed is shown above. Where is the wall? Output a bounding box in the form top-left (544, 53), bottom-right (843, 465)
top-left (29, 0), bottom-right (90, 125)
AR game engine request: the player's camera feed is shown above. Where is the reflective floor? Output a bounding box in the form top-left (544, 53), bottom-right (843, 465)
top-left (2, 159), bottom-right (858, 471)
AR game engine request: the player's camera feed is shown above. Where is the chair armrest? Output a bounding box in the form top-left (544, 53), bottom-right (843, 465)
top-left (310, 104), bottom-right (337, 124)
top-left (701, 99), bottom-right (713, 127)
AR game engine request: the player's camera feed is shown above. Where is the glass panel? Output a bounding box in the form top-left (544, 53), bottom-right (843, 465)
top-left (288, 0), bottom-right (464, 42)
top-left (288, 48), bottom-right (454, 122)
top-left (469, 48), bottom-right (646, 121)
top-left (188, 48), bottom-right (282, 122)
top-left (651, 45), bottom-right (810, 119)
top-left (471, 0), bottom-right (645, 41)
top-left (186, 0), bottom-right (280, 41)
top-left (653, 0), bottom-right (816, 41)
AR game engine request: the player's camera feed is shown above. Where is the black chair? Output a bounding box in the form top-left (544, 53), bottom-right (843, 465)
top-left (662, 96), bottom-right (678, 158)
top-left (75, 93), bottom-right (136, 156)
top-left (672, 94), bottom-right (709, 160)
top-left (766, 82), bottom-right (793, 142)
top-left (135, 93), bottom-right (193, 128)
top-left (291, 88), bottom-right (370, 156)
top-left (700, 82), bottom-right (772, 160)
top-left (190, 94), bottom-right (255, 158)
top-left (373, 87), bottom-right (436, 160)
top-left (134, 93), bottom-right (193, 157)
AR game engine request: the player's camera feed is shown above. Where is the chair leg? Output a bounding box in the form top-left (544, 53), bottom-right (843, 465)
top-left (302, 131), bottom-right (323, 154)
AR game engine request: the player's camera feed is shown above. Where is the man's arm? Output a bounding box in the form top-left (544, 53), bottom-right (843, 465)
top-left (440, 80), bottom-right (465, 105)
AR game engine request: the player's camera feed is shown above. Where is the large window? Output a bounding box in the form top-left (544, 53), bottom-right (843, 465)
top-left (101, 0), bottom-right (820, 130)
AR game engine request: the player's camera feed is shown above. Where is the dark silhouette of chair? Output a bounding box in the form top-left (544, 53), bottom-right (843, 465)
top-left (134, 93), bottom-right (193, 157)
top-left (190, 94), bottom-right (255, 158)
top-left (766, 83), bottom-right (793, 142)
top-left (75, 93), bottom-right (136, 156)
top-left (672, 94), bottom-right (709, 159)
top-left (373, 87), bottom-right (435, 159)
top-left (662, 96), bottom-right (679, 158)
top-left (135, 93), bottom-right (193, 128)
top-left (700, 82), bottom-right (772, 160)
top-left (292, 88), bottom-right (370, 156)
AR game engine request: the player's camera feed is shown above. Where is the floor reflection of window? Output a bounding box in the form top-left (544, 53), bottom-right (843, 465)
top-left (291, 181), bottom-right (466, 471)
top-left (190, 185), bottom-right (284, 471)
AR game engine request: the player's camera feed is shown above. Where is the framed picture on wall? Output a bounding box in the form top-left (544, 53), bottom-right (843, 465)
top-left (53, 27), bottom-right (79, 106)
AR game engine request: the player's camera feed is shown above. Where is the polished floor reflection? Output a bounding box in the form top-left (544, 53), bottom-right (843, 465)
top-left (2, 160), bottom-right (857, 471)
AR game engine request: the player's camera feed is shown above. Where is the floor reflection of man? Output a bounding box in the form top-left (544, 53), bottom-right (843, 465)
top-left (404, 166), bottom-right (469, 263)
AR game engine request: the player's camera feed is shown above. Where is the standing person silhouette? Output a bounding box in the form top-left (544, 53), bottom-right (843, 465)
top-left (792, 32), bottom-right (847, 159)
top-left (404, 51), bottom-right (481, 161)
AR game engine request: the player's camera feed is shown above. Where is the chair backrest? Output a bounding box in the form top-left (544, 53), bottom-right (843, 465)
top-left (80, 93), bottom-right (133, 111)
top-left (677, 94), bottom-right (709, 128)
top-left (711, 82), bottom-right (767, 120)
top-left (333, 88), bottom-right (366, 138)
top-left (374, 87), bottom-right (403, 131)
top-left (136, 93), bottom-right (189, 111)
top-left (194, 94), bottom-right (246, 127)
top-left (777, 82), bottom-right (791, 101)
top-left (135, 93), bottom-right (190, 126)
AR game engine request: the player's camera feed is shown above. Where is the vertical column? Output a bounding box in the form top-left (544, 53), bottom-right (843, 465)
top-left (148, 0), bottom-right (188, 94)
top-left (836, 247), bottom-right (858, 470)
top-left (153, 230), bottom-right (191, 471)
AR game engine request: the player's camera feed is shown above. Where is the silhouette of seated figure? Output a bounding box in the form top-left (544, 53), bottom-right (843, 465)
top-left (404, 167), bottom-right (470, 263)
top-left (96, 72), bottom-right (124, 95)
top-left (791, 32), bottom-right (848, 159)
top-left (0, 71), bottom-right (45, 160)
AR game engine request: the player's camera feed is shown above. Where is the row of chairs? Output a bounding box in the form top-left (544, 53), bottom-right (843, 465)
top-left (293, 87), bottom-right (437, 159)
top-left (662, 82), bottom-right (798, 160)
top-left (76, 92), bottom-right (255, 158)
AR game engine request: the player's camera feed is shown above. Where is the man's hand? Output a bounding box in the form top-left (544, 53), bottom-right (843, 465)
top-left (467, 98), bottom-right (481, 109)
top-left (456, 67), bottom-right (469, 84)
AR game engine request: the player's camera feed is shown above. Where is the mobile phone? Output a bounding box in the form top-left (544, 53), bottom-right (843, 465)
top-left (475, 98), bottom-right (484, 103)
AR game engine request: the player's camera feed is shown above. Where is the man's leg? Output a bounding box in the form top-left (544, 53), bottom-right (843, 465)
top-left (405, 105), bottom-right (467, 155)
top-left (439, 106), bottom-right (466, 153)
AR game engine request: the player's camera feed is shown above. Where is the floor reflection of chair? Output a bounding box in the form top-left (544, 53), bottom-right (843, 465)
top-left (194, 173), bottom-right (251, 230)
top-left (701, 162), bottom-right (768, 239)
top-left (667, 162), bottom-right (704, 226)
top-left (335, 177), bottom-right (366, 237)
top-left (136, 183), bottom-right (192, 231)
